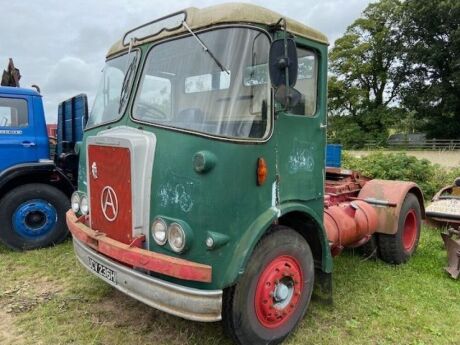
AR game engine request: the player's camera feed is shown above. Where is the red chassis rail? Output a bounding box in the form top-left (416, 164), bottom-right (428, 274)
top-left (66, 210), bottom-right (212, 283)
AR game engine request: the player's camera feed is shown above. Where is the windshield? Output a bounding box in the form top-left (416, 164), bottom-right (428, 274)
top-left (87, 52), bottom-right (138, 128)
top-left (133, 27), bottom-right (271, 139)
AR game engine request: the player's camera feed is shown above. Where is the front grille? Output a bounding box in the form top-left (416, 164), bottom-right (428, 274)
top-left (88, 145), bottom-right (133, 244)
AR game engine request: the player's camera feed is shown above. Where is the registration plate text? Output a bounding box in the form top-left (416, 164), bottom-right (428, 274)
top-left (88, 257), bottom-right (117, 283)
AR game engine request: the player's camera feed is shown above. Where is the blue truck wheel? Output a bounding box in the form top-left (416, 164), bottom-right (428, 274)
top-left (0, 183), bottom-right (69, 250)
top-left (12, 199), bottom-right (58, 239)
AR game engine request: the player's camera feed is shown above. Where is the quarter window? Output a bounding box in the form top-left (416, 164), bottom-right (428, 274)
top-left (0, 98), bottom-right (28, 127)
top-left (293, 48), bottom-right (318, 116)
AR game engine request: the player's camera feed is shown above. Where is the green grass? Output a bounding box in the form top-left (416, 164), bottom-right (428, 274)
top-left (1, 226), bottom-right (460, 345)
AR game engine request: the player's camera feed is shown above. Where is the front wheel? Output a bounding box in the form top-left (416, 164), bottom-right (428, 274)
top-left (223, 227), bottom-right (314, 345)
top-left (0, 183), bottom-right (69, 250)
top-left (378, 193), bottom-right (421, 264)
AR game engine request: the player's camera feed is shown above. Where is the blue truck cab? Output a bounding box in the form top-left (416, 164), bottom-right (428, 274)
top-left (0, 86), bottom-right (86, 250)
top-left (0, 87), bottom-right (49, 170)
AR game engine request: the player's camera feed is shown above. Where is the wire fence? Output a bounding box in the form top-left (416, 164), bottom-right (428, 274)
top-left (364, 139), bottom-right (460, 150)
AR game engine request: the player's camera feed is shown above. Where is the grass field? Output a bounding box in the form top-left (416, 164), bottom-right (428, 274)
top-left (1, 226), bottom-right (460, 345)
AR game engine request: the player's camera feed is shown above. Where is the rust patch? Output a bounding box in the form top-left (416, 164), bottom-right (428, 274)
top-left (358, 179), bottom-right (422, 235)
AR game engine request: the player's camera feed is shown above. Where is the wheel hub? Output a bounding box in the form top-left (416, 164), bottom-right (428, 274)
top-left (12, 199), bottom-right (57, 239)
top-left (274, 282), bottom-right (289, 302)
top-left (402, 209), bottom-right (417, 252)
top-left (25, 211), bottom-right (47, 228)
top-left (254, 255), bottom-right (304, 329)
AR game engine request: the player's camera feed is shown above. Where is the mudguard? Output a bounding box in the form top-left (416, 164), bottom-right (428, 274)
top-left (358, 179), bottom-right (425, 235)
top-left (0, 162), bottom-right (75, 197)
top-left (222, 202), bottom-right (332, 288)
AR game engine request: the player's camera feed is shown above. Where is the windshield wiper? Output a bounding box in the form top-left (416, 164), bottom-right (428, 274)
top-left (118, 54), bottom-right (137, 114)
top-left (182, 21), bottom-right (230, 75)
top-left (118, 39), bottom-right (137, 113)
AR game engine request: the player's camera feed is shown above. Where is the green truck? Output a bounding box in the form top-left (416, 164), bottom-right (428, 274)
top-left (67, 4), bottom-right (424, 344)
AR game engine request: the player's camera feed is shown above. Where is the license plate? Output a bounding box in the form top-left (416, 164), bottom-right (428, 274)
top-left (88, 257), bottom-right (117, 284)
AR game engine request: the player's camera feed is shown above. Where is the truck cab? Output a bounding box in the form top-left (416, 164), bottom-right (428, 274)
top-left (0, 86), bottom-right (85, 250)
top-left (67, 4), bottom-right (423, 345)
top-left (0, 87), bottom-right (49, 170)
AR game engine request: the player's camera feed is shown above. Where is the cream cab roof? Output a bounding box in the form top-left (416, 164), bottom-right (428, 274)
top-left (106, 3), bottom-right (328, 58)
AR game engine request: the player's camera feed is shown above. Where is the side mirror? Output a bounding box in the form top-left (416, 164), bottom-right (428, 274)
top-left (269, 38), bottom-right (298, 88)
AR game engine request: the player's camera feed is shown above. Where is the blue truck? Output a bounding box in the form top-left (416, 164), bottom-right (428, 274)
top-left (0, 85), bottom-right (87, 250)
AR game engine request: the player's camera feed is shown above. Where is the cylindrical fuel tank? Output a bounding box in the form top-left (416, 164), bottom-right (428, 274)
top-left (324, 200), bottom-right (378, 255)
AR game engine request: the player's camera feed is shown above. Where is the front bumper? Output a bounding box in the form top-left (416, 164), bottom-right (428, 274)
top-left (73, 238), bottom-right (222, 321)
top-left (67, 211), bottom-right (222, 322)
top-left (66, 210), bottom-right (211, 282)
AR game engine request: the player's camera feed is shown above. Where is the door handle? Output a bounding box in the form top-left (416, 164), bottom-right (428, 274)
top-left (320, 123), bottom-right (327, 129)
top-left (21, 141), bottom-right (36, 147)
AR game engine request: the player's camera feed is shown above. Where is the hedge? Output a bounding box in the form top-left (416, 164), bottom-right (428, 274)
top-left (341, 151), bottom-right (460, 200)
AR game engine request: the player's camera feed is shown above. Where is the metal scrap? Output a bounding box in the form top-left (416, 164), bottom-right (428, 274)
top-left (441, 227), bottom-right (460, 279)
top-left (1, 58), bottom-right (21, 87)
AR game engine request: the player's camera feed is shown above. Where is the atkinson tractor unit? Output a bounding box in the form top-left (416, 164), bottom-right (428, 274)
top-left (67, 4), bottom-right (424, 345)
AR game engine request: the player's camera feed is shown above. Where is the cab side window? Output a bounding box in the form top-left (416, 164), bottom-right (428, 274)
top-left (0, 97), bottom-right (29, 127)
top-left (293, 47), bottom-right (318, 116)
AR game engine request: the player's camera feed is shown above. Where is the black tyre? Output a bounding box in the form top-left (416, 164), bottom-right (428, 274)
top-left (0, 183), bottom-right (69, 250)
top-left (378, 193), bottom-right (421, 264)
top-left (222, 227), bottom-right (314, 345)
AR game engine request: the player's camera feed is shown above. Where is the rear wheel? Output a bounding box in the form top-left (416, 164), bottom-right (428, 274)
top-left (223, 227), bottom-right (314, 345)
top-left (357, 235), bottom-right (378, 259)
top-left (0, 183), bottom-right (69, 250)
top-left (379, 193), bottom-right (421, 264)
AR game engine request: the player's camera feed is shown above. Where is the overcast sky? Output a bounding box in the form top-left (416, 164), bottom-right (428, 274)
top-left (0, 0), bottom-right (371, 123)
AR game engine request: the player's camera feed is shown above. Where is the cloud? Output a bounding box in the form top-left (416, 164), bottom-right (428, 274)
top-left (38, 57), bottom-right (99, 122)
top-left (44, 57), bottom-right (98, 93)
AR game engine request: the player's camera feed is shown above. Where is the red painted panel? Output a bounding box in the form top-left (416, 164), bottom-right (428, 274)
top-left (88, 145), bottom-right (133, 244)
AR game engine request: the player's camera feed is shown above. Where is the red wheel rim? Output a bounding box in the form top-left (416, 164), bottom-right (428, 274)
top-left (402, 209), bottom-right (417, 252)
top-left (254, 255), bottom-right (304, 329)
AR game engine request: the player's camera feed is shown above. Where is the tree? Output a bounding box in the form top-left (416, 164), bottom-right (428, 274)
top-left (400, 0), bottom-right (460, 138)
top-left (328, 0), bottom-right (407, 147)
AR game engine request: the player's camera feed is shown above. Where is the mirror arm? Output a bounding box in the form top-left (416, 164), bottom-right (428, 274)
top-left (280, 18), bottom-right (290, 109)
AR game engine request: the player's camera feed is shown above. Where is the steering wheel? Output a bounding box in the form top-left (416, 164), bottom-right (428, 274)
top-left (135, 102), bottom-right (168, 121)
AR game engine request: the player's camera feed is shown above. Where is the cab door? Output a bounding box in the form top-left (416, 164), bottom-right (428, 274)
top-left (275, 44), bottom-right (327, 204)
top-left (0, 96), bottom-right (38, 171)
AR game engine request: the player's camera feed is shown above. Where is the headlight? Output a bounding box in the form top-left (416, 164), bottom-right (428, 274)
top-left (71, 192), bottom-right (80, 213)
top-left (80, 195), bottom-right (89, 215)
top-left (168, 223), bottom-right (186, 253)
top-left (152, 218), bottom-right (167, 245)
